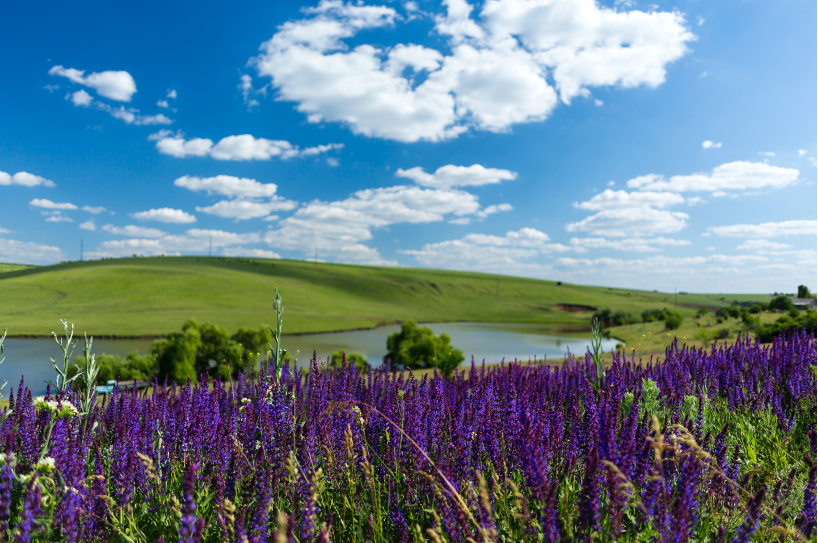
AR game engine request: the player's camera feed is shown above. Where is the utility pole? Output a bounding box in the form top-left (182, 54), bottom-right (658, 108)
top-left (80, 238), bottom-right (83, 262)
top-left (209, 236), bottom-right (212, 258)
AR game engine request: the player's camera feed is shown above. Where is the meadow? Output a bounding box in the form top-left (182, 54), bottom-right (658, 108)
top-left (0, 257), bottom-right (767, 340)
top-left (0, 316), bottom-right (813, 542)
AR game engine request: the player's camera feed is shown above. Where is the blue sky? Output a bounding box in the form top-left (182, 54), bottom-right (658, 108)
top-left (1, 0), bottom-right (815, 293)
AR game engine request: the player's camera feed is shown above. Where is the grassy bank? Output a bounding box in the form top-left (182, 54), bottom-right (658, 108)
top-left (0, 256), bottom-right (769, 337)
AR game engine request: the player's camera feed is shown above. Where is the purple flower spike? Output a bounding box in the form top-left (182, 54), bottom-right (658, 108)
top-left (179, 463), bottom-right (203, 543)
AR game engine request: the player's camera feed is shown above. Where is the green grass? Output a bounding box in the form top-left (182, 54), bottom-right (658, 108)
top-left (606, 311), bottom-right (783, 354)
top-left (0, 256), bottom-right (771, 337)
top-left (0, 263), bottom-right (36, 273)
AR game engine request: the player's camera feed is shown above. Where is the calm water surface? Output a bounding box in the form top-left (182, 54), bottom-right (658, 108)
top-left (1, 323), bottom-right (618, 395)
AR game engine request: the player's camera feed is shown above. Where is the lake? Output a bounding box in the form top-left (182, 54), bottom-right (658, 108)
top-left (1, 322), bottom-right (619, 395)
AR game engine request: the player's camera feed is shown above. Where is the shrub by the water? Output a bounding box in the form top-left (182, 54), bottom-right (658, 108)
top-left (0, 299), bottom-right (815, 541)
top-left (385, 320), bottom-right (464, 376)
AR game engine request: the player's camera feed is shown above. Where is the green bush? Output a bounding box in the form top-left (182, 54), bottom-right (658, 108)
top-left (768, 295), bottom-right (794, 312)
top-left (695, 306), bottom-right (710, 318)
top-left (329, 351), bottom-right (369, 373)
top-left (727, 305), bottom-right (741, 318)
top-left (664, 313), bottom-right (683, 330)
top-left (756, 309), bottom-right (816, 343)
top-left (717, 328), bottom-right (730, 339)
top-left (592, 308), bottom-right (631, 327)
top-left (386, 321), bottom-right (464, 377)
top-left (641, 308), bottom-right (672, 323)
top-left (152, 324), bottom-right (201, 383)
top-left (70, 350), bottom-right (155, 383)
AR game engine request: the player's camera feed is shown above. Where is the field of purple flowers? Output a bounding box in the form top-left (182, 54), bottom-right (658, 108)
top-left (0, 323), bottom-right (814, 541)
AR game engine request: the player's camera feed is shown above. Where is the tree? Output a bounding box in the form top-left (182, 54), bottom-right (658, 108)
top-left (152, 324), bottom-right (201, 383)
top-left (386, 321), bottom-right (464, 377)
top-left (768, 295), bottom-right (794, 312)
top-left (664, 313), bottom-right (683, 330)
top-left (797, 285), bottom-right (814, 299)
top-left (330, 351), bottom-right (369, 373)
top-left (696, 306), bottom-right (710, 318)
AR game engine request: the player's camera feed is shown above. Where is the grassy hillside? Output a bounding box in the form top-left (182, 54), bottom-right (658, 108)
top-left (0, 256), bottom-right (770, 337)
top-left (0, 263), bottom-right (36, 273)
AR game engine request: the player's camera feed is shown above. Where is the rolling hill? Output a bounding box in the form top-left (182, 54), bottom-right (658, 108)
top-left (0, 256), bottom-right (770, 337)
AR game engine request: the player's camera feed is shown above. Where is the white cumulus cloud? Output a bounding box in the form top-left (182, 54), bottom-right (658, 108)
top-left (102, 224), bottom-right (168, 238)
top-left (29, 198), bottom-right (77, 210)
top-left (174, 175), bottom-right (281, 198)
top-left (707, 220), bottom-right (817, 238)
top-left (626, 161), bottom-right (799, 193)
top-left (131, 208), bottom-right (196, 224)
top-left (701, 140), bottom-right (721, 149)
top-left (49, 65), bottom-right (137, 102)
top-left (250, 0), bottom-right (694, 142)
top-left (79, 220), bottom-right (96, 231)
top-left (735, 239), bottom-right (793, 251)
top-left (81, 205), bottom-right (110, 214)
top-left (196, 199), bottom-right (297, 220)
top-left (566, 189), bottom-right (688, 237)
top-left (95, 229), bottom-right (260, 257)
top-left (402, 227), bottom-right (571, 270)
top-left (222, 247), bottom-right (281, 259)
top-left (0, 171), bottom-right (56, 187)
top-left (154, 134), bottom-right (342, 160)
top-left (395, 164), bottom-right (517, 188)
top-left (0, 238), bottom-right (63, 264)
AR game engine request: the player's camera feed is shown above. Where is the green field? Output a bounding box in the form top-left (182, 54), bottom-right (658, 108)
top-left (0, 263), bottom-right (37, 273)
top-left (0, 256), bottom-right (771, 338)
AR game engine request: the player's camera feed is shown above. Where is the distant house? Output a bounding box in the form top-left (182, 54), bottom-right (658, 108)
top-left (792, 298), bottom-right (817, 309)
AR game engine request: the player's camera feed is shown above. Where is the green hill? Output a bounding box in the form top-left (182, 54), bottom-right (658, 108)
top-left (0, 256), bottom-right (769, 337)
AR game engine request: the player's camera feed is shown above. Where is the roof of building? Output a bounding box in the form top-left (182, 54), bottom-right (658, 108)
top-left (792, 298), bottom-right (817, 306)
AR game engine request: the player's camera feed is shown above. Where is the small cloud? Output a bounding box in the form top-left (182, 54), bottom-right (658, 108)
top-left (147, 129), bottom-right (176, 141)
top-left (699, 71), bottom-right (708, 78)
top-left (262, 215), bottom-right (280, 222)
top-left (798, 149), bottom-right (807, 157)
top-left (156, 99), bottom-right (169, 108)
top-left (594, 99), bottom-right (604, 106)
top-left (68, 90), bottom-right (93, 107)
top-left (81, 205), bottom-right (109, 214)
top-left (131, 208), bottom-right (196, 224)
top-left (448, 217), bottom-right (471, 225)
top-left (759, 151), bottom-right (776, 157)
top-left (607, 180), bottom-right (615, 186)
top-left (702, 140), bottom-right (721, 149)
top-left (696, 16), bottom-right (705, 25)
top-left (704, 246), bottom-right (715, 251)
top-left (46, 215), bottom-right (73, 223)
top-left (167, 89), bottom-right (177, 100)
top-left (0, 171), bottom-right (56, 187)
top-left (79, 219), bottom-right (96, 231)
top-left (326, 157), bottom-right (339, 167)
top-left (711, 191), bottom-right (727, 197)
top-left (43, 84), bottom-right (61, 92)
top-left (222, 247), bottom-right (281, 259)
top-left (30, 198), bottom-right (77, 210)
top-left (686, 196), bottom-right (705, 206)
